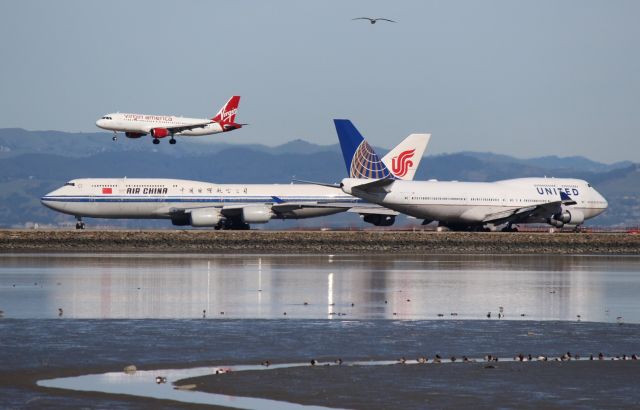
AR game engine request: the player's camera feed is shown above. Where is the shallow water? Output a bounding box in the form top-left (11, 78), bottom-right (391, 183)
top-left (1, 253), bottom-right (639, 322)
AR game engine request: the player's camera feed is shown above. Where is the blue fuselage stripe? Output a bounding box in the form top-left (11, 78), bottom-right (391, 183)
top-left (41, 196), bottom-right (365, 204)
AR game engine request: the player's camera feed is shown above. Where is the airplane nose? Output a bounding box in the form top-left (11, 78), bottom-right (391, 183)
top-left (96, 119), bottom-right (104, 128)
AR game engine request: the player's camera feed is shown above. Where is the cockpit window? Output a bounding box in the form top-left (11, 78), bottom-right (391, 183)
top-left (587, 183), bottom-right (592, 188)
top-left (64, 182), bottom-right (75, 186)
top-left (101, 116), bottom-right (112, 120)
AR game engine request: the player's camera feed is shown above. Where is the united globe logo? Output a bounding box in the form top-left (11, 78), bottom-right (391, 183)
top-left (350, 141), bottom-right (392, 179)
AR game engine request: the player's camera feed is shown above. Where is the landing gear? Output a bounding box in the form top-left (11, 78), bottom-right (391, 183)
top-left (222, 218), bottom-right (250, 230)
top-left (75, 217), bottom-right (85, 230)
top-left (152, 138), bottom-right (160, 145)
top-left (501, 223), bottom-right (519, 232)
top-left (169, 138), bottom-right (176, 145)
top-left (112, 132), bottom-right (118, 142)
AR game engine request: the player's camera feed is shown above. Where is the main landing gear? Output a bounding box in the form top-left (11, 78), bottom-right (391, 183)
top-left (112, 132), bottom-right (118, 141)
top-left (75, 217), bottom-right (85, 230)
top-left (501, 223), bottom-right (519, 232)
top-left (151, 135), bottom-right (177, 145)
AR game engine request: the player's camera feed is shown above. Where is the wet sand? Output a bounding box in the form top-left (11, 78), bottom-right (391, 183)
top-left (2, 230), bottom-right (639, 254)
top-left (181, 360), bottom-right (640, 409)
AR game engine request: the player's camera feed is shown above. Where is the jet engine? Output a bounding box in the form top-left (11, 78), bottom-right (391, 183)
top-left (190, 208), bottom-right (223, 227)
top-left (241, 206), bottom-right (273, 224)
top-left (150, 128), bottom-right (170, 138)
top-left (125, 132), bottom-right (146, 138)
top-left (548, 209), bottom-right (585, 227)
top-left (363, 214), bottom-right (396, 226)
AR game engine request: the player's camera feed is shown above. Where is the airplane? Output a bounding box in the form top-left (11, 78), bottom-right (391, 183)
top-left (41, 131), bottom-right (430, 230)
top-left (333, 119), bottom-right (608, 232)
top-left (95, 96), bottom-right (243, 145)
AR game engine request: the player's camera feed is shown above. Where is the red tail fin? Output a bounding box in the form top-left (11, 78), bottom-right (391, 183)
top-left (212, 96), bottom-right (240, 124)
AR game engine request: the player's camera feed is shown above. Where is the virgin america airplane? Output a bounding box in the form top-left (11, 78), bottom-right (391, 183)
top-left (95, 96), bottom-right (242, 145)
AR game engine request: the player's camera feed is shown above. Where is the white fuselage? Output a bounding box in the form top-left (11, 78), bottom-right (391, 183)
top-left (96, 113), bottom-right (223, 136)
top-left (42, 178), bottom-right (363, 220)
top-left (341, 177), bottom-right (608, 226)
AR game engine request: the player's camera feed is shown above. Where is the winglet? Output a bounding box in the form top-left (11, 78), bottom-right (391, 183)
top-left (334, 119), bottom-right (392, 179)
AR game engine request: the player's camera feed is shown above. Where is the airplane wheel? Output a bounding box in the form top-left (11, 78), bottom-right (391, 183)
top-left (152, 139), bottom-right (160, 145)
top-left (112, 136), bottom-right (117, 141)
top-left (169, 139), bottom-right (176, 145)
top-left (75, 222), bottom-right (85, 230)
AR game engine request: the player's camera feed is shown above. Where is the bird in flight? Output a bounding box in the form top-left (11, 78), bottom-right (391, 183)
top-left (352, 17), bottom-right (396, 24)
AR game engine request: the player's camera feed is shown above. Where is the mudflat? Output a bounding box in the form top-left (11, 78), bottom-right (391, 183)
top-left (181, 360), bottom-right (640, 409)
top-left (2, 320), bottom-right (639, 409)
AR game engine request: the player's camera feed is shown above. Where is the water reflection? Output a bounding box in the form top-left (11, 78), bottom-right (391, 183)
top-left (0, 254), bottom-right (638, 322)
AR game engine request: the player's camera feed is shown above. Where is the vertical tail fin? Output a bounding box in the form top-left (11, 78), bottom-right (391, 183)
top-left (381, 133), bottom-right (430, 180)
top-left (212, 96), bottom-right (241, 125)
top-left (334, 119), bottom-right (392, 179)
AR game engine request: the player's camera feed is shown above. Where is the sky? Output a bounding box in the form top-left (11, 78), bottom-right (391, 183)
top-left (0, 0), bottom-right (638, 163)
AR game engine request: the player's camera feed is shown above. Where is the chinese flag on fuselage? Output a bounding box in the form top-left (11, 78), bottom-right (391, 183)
top-left (102, 187), bottom-right (112, 194)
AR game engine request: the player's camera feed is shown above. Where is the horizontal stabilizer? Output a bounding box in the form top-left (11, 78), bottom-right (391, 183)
top-left (351, 178), bottom-right (395, 192)
top-left (291, 179), bottom-right (342, 189)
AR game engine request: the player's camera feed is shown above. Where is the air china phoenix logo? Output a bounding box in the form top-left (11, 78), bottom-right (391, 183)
top-left (391, 149), bottom-right (415, 177)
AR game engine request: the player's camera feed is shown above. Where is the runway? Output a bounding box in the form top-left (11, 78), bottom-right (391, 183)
top-left (1, 229), bottom-right (639, 254)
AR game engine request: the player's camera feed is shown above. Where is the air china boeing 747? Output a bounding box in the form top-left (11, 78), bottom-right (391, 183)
top-left (334, 119), bottom-right (608, 231)
top-left (41, 131), bottom-right (430, 229)
top-left (96, 96), bottom-right (242, 145)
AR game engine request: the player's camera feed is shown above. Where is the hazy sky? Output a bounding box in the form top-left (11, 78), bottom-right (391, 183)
top-left (1, 1), bottom-right (638, 162)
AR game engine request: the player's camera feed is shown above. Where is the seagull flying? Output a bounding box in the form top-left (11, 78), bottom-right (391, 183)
top-left (352, 17), bottom-right (396, 24)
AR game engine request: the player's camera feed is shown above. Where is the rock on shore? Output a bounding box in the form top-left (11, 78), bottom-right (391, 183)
top-left (1, 230), bottom-right (638, 254)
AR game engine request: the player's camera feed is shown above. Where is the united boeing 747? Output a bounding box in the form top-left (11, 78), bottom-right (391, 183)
top-left (334, 119), bottom-right (608, 231)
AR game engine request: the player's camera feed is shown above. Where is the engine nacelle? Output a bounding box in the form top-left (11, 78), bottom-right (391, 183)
top-left (190, 208), bottom-right (223, 227)
top-left (150, 128), bottom-right (170, 138)
top-left (549, 209), bottom-right (585, 227)
top-left (125, 132), bottom-right (146, 139)
top-left (241, 206), bottom-right (273, 224)
top-left (363, 214), bottom-right (396, 226)
top-left (553, 209), bottom-right (585, 225)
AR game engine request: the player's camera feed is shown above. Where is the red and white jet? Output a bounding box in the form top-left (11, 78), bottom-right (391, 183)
top-left (96, 96), bottom-right (242, 145)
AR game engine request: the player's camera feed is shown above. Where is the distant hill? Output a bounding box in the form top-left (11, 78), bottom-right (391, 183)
top-left (0, 128), bottom-right (637, 228)
top-left (459, 151), bottom-right (633, 174)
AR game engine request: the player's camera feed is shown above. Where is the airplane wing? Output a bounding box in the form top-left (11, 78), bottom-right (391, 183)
top-left (270, 201), bottom-right (397, 215)
top-left (171, 201), bottom-right (395, 217)
top-left (482, 192), bottom-right (576, 224)
top-left (161, 121), bottom-right (213, 134)
top-left (346, 206), bottom-right (398, 215)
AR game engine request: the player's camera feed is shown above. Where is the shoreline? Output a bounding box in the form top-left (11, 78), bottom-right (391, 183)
top-left (1, 230), bottom-right (639, 254)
